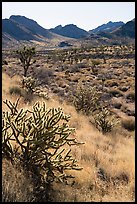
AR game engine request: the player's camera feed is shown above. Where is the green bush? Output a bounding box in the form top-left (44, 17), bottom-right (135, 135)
top-left (2, 99), bottom-right (83, 188)
top-left (9, 86), bottom-right (23, 96)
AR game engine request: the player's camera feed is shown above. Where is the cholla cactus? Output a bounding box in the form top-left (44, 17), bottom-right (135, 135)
top-left (73, 82), bottom-right (102, 115)
top-left (2, 99), bottom-right (83, 185)
top-left (94, 107), bottom-right (119, 134)
top-left (35, 89), bottom-right (49, 100)
top-left (23, 76), bottom-right (36, 93)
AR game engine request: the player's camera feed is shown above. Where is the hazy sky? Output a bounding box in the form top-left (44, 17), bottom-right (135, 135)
top-left (2, 2), bottom-right (135, 31)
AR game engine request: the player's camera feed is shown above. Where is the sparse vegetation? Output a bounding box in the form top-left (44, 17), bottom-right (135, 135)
top-left (2, 43), bottom-right (135, 202)
top-left (126, 91), bottom-right (135, 102)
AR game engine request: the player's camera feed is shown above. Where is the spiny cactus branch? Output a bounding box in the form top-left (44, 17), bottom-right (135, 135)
top-left (2, 99), bottom-right (83, 185)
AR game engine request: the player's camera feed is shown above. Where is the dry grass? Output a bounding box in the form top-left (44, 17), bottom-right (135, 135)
top-left (2, 159), bottom-right (35, 202)
top-left (2, 45), bottom-right (135, 202)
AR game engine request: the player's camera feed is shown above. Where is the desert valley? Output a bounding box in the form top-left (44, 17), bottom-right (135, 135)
top-left (2, 14), bottom-right (135, 202)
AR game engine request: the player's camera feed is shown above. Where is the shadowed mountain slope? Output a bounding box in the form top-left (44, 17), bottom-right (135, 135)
top-left (49, 24), bottom-right (89, 39)
top-left (9, 15), bottom-right (55, 39)
top-left (111, 19), bottom-right (135, 38)
top-left (89, 21), bottom-right (124, 34)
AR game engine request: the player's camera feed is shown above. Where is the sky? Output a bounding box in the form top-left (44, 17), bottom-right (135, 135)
top-left (2, 2), bottom-right (135, 31)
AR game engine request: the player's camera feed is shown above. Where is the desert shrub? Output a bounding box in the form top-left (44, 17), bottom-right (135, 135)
top-left (35, 67), bottom-right (54, 84)
top-left (77, 62), bottom-right (87, 69)
top-left (126, 92), bottom-right (135, 102)
top-left (109, 81), bottom-right (119, 87)
top-left (65, 70), bottom-right (70, 76)
top-left (109, 88), bottom-right (123, 97)
top-left (94, 107), bottom-right (119, 134)
top-left (112, 102), bottom-right (122, 109)
top-left (119, 86), bottom-right (129, 92)
top-left (69, 65), bottom-right (80, 73)
top-left (92, 59), bottom-right (100, 66)
top-left (73, 82), bottom-right (102, 115)
top-left (2, 59), bottom-right (8, 65)
top-left (23, 92), bottom-right (34, 104)
top-left (2, 99), bottom-right (83, 201)
top-left (104, 80), bottom-right (111, 87)
top-left (91, 66), bottom-right (99, 75)
top-left (126, 109), bottom-right (135, 117)
top-left (34, 89), bottom-right (49, 100)
top-left (9, 86), bottom-right (23, 96)
top-left (72, 77), bottom-right (79, 82)
top-left (91, 59), bottom-right (100, 75)
top-left (121, 118), bottom-right (135, 131)
top-left (121, 105), bottom-right (135, 117)
top-left (121, 105), bottom-right (128, 114)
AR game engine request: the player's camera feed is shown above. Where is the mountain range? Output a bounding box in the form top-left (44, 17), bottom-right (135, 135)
top-left (2, 15), bottom-right (73, 48)
top-left (89, 21), bottom-right (124, 34)
top-left (49, 24), bottom-right (88, 39)
top-left (110, 18), bottom-right (135, 38)
top-left (2, 15), bottom-right (135, 48)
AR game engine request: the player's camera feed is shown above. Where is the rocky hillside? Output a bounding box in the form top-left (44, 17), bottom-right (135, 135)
top-left (2, 18), bottom-right (38, 41)
top-left (111, 19), bottom-right (135, 38)
top-left (2, 15), bottom-right (135, 49)
top-left (85, 19), bottom-right (135, 46)
top-left (49, 24), bottom-right (89, 39)
top-left (2, 15), bottom-right (72, 48)
top-left (9, 15), bottom-right (54, 39)
top-left (89, 21), bottom-right (124, 34)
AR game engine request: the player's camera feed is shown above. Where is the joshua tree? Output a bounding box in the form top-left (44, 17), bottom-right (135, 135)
top-left (15, 46), bottom-right (36, 85)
